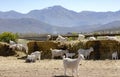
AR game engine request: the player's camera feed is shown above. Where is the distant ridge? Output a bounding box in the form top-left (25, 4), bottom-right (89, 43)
top-left (0, 5), bottom-right (120, 33)
top-left (0, 18), bottom-right (55, 33)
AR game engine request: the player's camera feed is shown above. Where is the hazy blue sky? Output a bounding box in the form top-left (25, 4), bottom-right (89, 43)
top-left (0, 0), bottom-right (120, 13)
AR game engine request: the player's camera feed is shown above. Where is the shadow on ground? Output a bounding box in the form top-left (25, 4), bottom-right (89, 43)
top-left (17, 56), bottom-right (27, 60)
top-left (53, 75), bottom-right (74, 77)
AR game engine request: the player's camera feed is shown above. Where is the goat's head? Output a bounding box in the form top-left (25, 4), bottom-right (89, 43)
top-left (78, 54), bottom-right (85, 60)
top-left (64, 50), bottom-right (69, 54)
top-left (89, 47), bottom-right (94, 52)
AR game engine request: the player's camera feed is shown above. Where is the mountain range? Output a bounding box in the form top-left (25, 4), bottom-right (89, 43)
top-left (0, 5), bottom-right (120, 33)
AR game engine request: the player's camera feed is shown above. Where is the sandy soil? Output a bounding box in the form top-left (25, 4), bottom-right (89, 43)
top-left (0, 57), bottom-right (120, 77)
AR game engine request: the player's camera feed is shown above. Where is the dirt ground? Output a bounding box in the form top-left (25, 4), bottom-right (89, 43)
top-left (0, 57), bottom-right (120, 77)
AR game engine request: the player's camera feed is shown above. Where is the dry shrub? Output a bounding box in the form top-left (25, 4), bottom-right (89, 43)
top-left (27, 40), bottom-right (120, 59)
top-left (27, 41), bottom-right (59, 59)
top-left (27, 41), bottom-right (85, 59)
top-left (86, 40), bottom-right (120, 60)
top-left (64, 41), bottom-right (85, 52)
top-left (0, 42), bottom-right (16, 56)
top-left (53, 41), bottom-right (85, 58)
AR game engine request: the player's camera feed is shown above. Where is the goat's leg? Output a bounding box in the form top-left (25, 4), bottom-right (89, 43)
top-left (117, 56), bottom-right (118, 60)
top-left (72, 69), bottom-right (74, 76)
top-left (115, 56), bottom-right (117, 60)
top-left (76, 67), bottom-right (79, 77)
top-left (64, 68), bottom-right (67, 76)
top-left (88, 55), bottom-right (90, 59)
top-left (52, 55), bottom-right (54, 59)
top-left (112, 57), bottom-right (113, 60)
top-left (39, 55), bottom-right (41, 61)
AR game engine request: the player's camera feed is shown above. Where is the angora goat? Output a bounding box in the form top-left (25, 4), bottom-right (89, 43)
top-left (63, 54), bottom-right (84, 76)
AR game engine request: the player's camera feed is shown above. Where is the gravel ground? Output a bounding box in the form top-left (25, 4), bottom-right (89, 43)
top-left (0, 57), bottom-right (120, 77)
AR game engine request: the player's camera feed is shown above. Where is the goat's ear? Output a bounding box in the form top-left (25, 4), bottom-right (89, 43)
top-left (79, 54), bottom-right (85, 60)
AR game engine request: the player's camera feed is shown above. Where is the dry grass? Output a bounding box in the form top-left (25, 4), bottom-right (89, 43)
top-left (0, 57), bottom-right (120, 77)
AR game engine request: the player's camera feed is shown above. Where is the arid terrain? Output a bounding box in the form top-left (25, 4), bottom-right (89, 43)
top-left (0, 57), bottom-right (120, 77)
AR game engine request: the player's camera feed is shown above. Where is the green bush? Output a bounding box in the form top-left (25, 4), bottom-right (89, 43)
top-left (0, 32), bottom-right (18, 43)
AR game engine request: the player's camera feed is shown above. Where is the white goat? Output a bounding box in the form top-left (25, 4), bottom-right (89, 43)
top-left (78, 47), bottom-right (94, 59)
top-left (10, 44), bottom-right (26, 52)
top-left (88, 37), bottom-right (96, 41)
top-left (9, 44), bottom-right (17, 50)
top-left (56, 35), bottom-right (67, 42)
top-left (77, 34), bottom-right (85, 41)
top-left (9, 40), bottom-right (16, 45)
top-left (26, 54), bottom-right (36, 63)
top-left (112, 51), bottom-right (118, 60)
top-left (65, 53), bottom-right (75, 58)
top-left (47, 35), bottom-right (51, 41)
top-left (50, 48), bottom-right (68, 59)
top-left (105, 36), bottom-right (118, 41)
top-left (16, 44), bottom-right (24, 51)
top-left (31, 51), bottom-right (42, 61)
top-left (63, 54), bottom-right (84, 76)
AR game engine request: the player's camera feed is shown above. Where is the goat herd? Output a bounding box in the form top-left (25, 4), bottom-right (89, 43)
top-left (8, 34), bottom-right (119, 77)
top-left (48, 34), bottom-right (119, 41)
top-left (25, 47), bottom-right (93, 76)
top-left (25, 46), bottom-right (118, 77)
